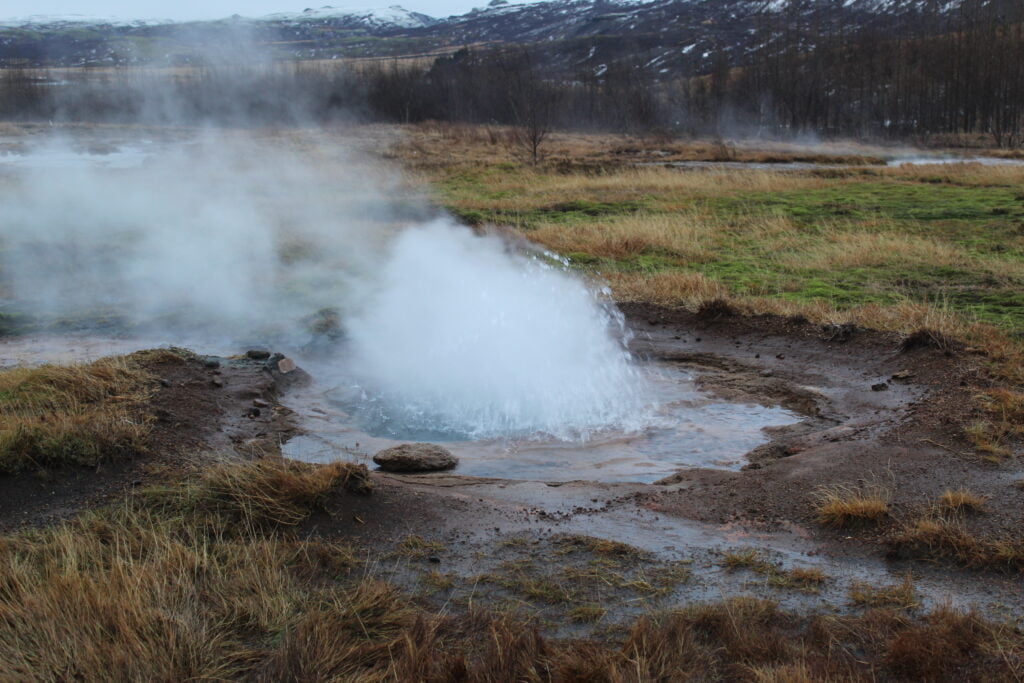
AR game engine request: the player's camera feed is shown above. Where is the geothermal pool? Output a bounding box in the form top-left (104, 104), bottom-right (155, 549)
top-left (282, 356), bottom-right (800, 483)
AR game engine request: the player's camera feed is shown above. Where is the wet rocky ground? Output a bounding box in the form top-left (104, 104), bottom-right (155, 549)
top-left (1, 304), bottom-right (1021, 634)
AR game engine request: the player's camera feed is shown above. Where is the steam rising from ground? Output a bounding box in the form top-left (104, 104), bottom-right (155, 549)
top-left (0, 130), bottom-right (649, 440)
top-left (0, 133), bottom-right (406, 337)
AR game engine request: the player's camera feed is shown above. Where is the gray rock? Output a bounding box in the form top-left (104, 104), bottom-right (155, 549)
top-left (246, 349), bottom-right (271, 360)
top-left (373, 443), bottom-right (458, 473)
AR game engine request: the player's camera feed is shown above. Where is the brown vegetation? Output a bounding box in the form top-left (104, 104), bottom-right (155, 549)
top-left (0, 454), bottom-right (1019, 679)
top-left (848, 576), bottom-right (920, 610)
top-left (937, 489), bottom-right (988, 514)
top-left (0, 356), bottom-right (154, 473)
top-left (887, 516), bottom-right (1024, 572)
top-left (813, 484), bottom-right (890, 528)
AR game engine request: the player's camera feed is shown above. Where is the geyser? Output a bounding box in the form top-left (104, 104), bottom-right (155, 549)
top-left (342, 221), bottom-right (650, 441)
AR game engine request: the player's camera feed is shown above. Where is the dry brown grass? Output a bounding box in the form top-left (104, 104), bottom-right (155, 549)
top-left (389, 123), bottom-right (888, 171)
top-left (180, 455), bottom-right (371, 527)
top-left (777, 230), bottom-right (972, 271)
top-left (531, 212), bottom-right (715, 262)
top-left (813, 484), bottom-right (891, 528)
top-left (881, 161), bottom-right (1024, 186)
top-left (848, 576), bottom-right (920, 609)
top-left (1, 454), bottom-right (1020, 682)
top-left (937, 488), bottom-right (988, 514)
top-left (774, 228), bottom-right (1024, 282)
top-left (887, 516), bottom-right (1024, 572)
top-left (606, 270), bottom-right (731, 308)
top-left (966, 388), bottom-right (1024, 458)
top-left (721, 549), bottom-right (827, 592)
top-left (0, 456), bottom-right (369, 679)
top-left (0, 357), bottom-right (154, 473)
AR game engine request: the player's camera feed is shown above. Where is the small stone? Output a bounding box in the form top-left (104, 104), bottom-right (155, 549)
top-left (373, 443), bottom-right (458, 473)
top-left (253, 398), bottom-right (270, 408)
top-left (246, 349), bottom-right (271, 360)
top-left (871, 382), bottom-right (889, 391)
top-left (203, 358), bottom-right (220, 369)
top-left (211, 377), bottom-right (224, 388)
top-left (159, 378), bottom-right (171, 388)
top-left (759, 369), bottom-right (773, 377)
top-left (428, 556), bottom-right (441, 564)
top-left (277, 357), bottom-right (297, 374)
top-left (891, 370), bottom-right (916, 380)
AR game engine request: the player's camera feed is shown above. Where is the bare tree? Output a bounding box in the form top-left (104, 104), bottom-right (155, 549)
top-left (498, 48), bottom-right (561, 164)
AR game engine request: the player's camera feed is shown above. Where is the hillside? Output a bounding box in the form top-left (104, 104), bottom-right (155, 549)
top-left (0, 0), bottom-right (1006, 69)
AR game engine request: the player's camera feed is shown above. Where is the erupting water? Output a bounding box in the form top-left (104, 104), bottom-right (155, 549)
top-left (343, 221), bottom-right (649, 441)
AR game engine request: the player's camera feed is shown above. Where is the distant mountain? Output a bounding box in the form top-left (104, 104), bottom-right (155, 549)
top-left (0, 0), bottom-right (1000, 69)
top-left (258, 5), bottom-right (437, 29)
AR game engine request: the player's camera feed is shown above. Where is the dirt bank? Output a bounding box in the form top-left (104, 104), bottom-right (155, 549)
top-left (0, 350), bottom-right (301, 531)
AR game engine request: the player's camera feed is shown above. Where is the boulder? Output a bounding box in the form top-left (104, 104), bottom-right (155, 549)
top-left (373, 443), bottom-right (458, 473)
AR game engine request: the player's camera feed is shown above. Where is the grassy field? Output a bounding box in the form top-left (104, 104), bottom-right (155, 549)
top-left (405, 136), bottom-right (1024, 334)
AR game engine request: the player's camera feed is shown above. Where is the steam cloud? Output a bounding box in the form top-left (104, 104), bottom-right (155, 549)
top-left (0, 129), bottom-right (650, 440)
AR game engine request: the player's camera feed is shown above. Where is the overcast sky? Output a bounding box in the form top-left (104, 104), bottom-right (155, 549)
top-left (0, 0), bottom-right (528, 22)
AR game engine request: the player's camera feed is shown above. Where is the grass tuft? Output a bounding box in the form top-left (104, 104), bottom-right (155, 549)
top-left (937, 488), bottom-right (987, 514)
top-left (849, 576), bottom-right (920, 609)
top-left (813, 484), bottom-right (890, 528)
top-left (143, 455), bottom-right (370, 528)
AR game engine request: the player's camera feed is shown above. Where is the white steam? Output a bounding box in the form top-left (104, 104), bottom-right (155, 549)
top-left (0, 130), bottom-right (649, 440)
top-left (345, 222), bottom-right (648, 440)
top-left (0, 132), bottom-right (405, 337)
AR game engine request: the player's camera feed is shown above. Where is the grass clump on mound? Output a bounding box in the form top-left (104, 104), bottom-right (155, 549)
top-left (887, 516), bottom-right (1024, 572)
top-left (813, 484), bottom-right (890, 528)
top-left (143, 455), bottom-right (372, 528)
top-left (0, 357), bottom-right (154, 473)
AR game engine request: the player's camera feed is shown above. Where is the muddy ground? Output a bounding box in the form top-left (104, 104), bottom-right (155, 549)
top-left (1, 304), bottom-right (1022, 631)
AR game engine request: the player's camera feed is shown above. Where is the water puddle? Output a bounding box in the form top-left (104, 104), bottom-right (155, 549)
top-left (283, 358), bottom-right (800, 483)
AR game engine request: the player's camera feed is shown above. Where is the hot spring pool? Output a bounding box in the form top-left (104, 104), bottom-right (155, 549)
top-left (282, 358), bottom-right (801, 483)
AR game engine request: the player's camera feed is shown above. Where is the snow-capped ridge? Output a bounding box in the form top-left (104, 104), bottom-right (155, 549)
top-left (0, 14), bottom-right (174, 28)
top-left (258, 5), bottom-right (435, 28)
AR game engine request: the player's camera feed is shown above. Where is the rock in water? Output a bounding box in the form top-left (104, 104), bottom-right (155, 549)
top-left (373, 443), bottom-right (458, 473)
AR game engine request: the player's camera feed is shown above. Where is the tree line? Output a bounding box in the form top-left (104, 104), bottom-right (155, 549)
top-left (0, 0), bottom-right (1021, 146)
